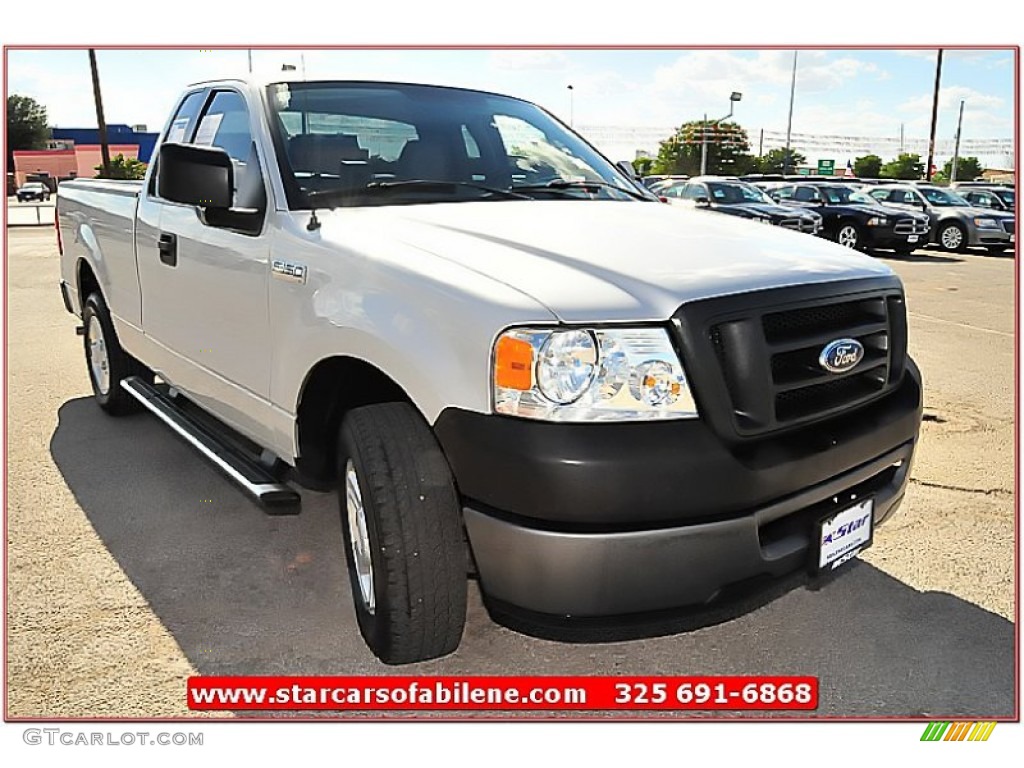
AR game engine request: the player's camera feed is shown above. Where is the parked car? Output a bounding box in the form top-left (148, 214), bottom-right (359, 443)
top-left (867, 184), bottom-right (1015, 254)
top-left (662, 176), bottom-right (822, 234)
top-left (16, 182), bottom-right (51, 202)
top-left (769, 182), bottom-right (930, 253)
top-left (642, 174), bottom-right (688, 190)
top-left (56, 78), bottom-right (922, 664)
top-left (959, 186), bottom-right (1015, 214)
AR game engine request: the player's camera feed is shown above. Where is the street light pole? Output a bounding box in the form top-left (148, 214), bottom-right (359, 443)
top-left (783, 50), bottom-right (798, 175)
top-left (951, 99), bottom-right (965, 183)
top-left (88, 49), bottom-right (111, 179)
top-left (567, 84), bottom-right (574, 127)
top-left (926, 49), bottom-right (944, 181)
top-left (701, 92), bottom-right (742, 176)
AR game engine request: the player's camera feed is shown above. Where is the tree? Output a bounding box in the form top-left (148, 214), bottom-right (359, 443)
top-left (939, 156), bottom-right (984, 183)
top-left (880, 153), bottom-right (924, 180)
top-left (653, 120), bottom-right (755, 176)
top-left (7, 94), bottom-right (51, 168)
top-left (853, 154), bottom-right (883, 179)
top-left (632, 156), bottom-right (655, 177)
top-left (95, 154), bottom-right (147, 180)
top-left (754, 148), bottom-right (807, 174)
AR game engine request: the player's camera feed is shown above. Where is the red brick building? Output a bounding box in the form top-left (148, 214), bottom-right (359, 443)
top-left (12, 144), bottom-right (140, 187)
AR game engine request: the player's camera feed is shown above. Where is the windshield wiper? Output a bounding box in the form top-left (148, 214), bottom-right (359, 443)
top-left (511, 179), bottom-right (651, 201)
top-left (306, 180), bottom-right (530, 205)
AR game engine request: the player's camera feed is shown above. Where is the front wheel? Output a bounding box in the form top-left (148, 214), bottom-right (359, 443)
top-left (338, 402), bottom-right (467, 664)
top-left (937, 222), bottom-right (967, 252)
top-left (835, 223), bottom-right (862, 250)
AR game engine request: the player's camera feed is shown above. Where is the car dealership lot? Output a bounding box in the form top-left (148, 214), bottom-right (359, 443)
top-left (4, 226), bottom-right (1014, 718)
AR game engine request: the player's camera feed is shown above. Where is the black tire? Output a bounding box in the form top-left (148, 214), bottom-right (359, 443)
top-left (337, 402), bottom-right (467, 664)
top-left (985, 245), bottom-right (1008, 255)
top-left (834, 222), bottom-right (862, 250)
top-left (82, 292), bottom-right (151, 415)
top-left (893, 245), bottom-right (917, 256)
top-left (937, 222), bottom-right (968, 252)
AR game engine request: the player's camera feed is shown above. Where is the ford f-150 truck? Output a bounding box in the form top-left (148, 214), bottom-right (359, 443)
top-left (57, 78), bottom-right (922, 664)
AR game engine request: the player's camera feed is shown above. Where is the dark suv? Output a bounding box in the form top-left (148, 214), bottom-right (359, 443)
top-left (769, 182), bottom-right (930, 253)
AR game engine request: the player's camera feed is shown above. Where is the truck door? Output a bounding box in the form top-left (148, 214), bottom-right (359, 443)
top-left (138, 88), bottom-right (272, 417)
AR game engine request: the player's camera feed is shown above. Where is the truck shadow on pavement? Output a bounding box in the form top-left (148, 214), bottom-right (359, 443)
top-left (49, 396), bottom-right (1015, 717)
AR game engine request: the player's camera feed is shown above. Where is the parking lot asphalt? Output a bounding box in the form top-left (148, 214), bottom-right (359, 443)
top-left (4, 226), bottom-right (1016, 719)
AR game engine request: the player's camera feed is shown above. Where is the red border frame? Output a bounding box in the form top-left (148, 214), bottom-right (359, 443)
top-left (2, 43), bottom-right (1019, 725)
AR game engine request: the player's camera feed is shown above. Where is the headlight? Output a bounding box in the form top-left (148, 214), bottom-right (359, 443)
top-left (866, 217), bottom-right (887, 226)
top-left (974, 217), bottom-right (998, 228)
top-left (493, 327), bottom-right (698, 422)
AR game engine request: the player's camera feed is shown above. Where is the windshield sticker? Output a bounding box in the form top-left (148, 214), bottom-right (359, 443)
top-left (193, 113), bottom-right (223, 146)
top-left (166, 117), bottom-right (189, 144)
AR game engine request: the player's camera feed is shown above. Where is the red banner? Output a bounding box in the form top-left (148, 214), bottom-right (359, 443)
top-left (188, 675), bottom-right (817, 711)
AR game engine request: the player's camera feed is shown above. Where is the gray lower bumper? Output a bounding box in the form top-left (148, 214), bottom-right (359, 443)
top-left (465, 442), bottom-right (914, 617)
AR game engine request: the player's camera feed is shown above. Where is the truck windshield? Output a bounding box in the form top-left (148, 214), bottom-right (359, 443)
top-left (265, 81), bottom-right (649, 207)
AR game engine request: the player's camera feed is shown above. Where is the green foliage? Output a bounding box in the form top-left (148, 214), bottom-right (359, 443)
top-left (7, 94), bottom-right (51, 168)
top-left (95, 153), bottom-right (148, 180)
top-left (653, 120), bottom-right (754, 176)
top-left (942, 155), bottom-right (984, 183)
top-left (754, 148), bottom-right (807, 174)
top-left (880, 153), bottom-right (924, 180)
top-left (632, 156), bottom-right (655, 177)
top-left (853, 154), bottom-right (883, 178)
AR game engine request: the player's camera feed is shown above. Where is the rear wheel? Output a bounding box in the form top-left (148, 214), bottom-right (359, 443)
top-left (82, 292), bottom-right (151, 415)
top-left (937, 222), bottom-right (967, 252)
top-left (835, 223), bottom-right (862, 250)
top-left (337, 402), bottom-right (467, 664)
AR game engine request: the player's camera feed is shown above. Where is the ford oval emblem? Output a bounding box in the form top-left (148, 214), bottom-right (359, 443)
top-left (819, 338), bottom-right (865, 374)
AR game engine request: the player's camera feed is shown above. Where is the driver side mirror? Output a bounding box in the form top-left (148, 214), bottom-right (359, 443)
top-left (694, 195), bottom-right (711, 207)
top-left (157, 142), bottom-right (234, 208)
top-left (616, 160), bottom-right (637, 179)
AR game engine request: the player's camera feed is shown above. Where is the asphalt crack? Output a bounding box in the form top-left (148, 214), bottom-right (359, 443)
top-left (910, 478), bottom-right (1014, 499)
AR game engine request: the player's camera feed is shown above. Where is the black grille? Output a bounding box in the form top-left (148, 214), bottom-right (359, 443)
top-left (674, 278), bottom-right (907, 439)
top-left (1003, 219), bottom-right (1015, 234)
top-left (763, 297), bottom-right (885, 343)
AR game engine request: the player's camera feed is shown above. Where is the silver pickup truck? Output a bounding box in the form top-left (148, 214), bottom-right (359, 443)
top-left (57, 78), bottom-right (923, 664)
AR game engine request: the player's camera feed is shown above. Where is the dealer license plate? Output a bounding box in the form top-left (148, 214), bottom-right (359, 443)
top-left (816, 498), bottom-right (874, 572)
top-left (907, 235), bottom-right (919, 243)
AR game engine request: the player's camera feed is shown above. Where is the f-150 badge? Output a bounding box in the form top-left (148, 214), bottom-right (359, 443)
top-left (272, 260), bottom-right (307, 284)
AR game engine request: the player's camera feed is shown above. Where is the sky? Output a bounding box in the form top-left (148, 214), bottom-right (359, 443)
top-left (5, 47), bottom-right (1016, 169)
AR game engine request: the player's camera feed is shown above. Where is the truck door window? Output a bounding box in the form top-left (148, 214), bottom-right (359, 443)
top-left (193, 90), bottom-right (266, 233)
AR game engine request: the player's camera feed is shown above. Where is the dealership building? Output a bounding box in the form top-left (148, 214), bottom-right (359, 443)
top-left (11, 123), bottom-right (158, 188)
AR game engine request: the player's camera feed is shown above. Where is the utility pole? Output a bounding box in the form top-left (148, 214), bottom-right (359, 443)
top-left (88, 49), bottom-right (111, 178)
top-left (247, 49), bottom-right (253, 73)
top-left (950, 99), bottom-right (965, 183)
top-left (926, 49), bottom-right (944, 181)
top-left (900, 123), bottom-right (904, 153)
top-left (758, 128), bottom-right (764, 158)
top-left (783, 50), bottom-right (798, 175)
top-left (701, 92), bottom-right (742, 176)
top-left (567, 85), bottom-right (574, 127)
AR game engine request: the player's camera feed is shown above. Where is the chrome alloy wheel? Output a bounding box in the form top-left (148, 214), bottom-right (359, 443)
top-left (345, 459), bottom-right (375, 614)
top-left (940, 225), bottom-right (964, 250)
top-left (87, 315), bottom-right (111, 395)
top-left (837, 225), bottom-right (859, 248)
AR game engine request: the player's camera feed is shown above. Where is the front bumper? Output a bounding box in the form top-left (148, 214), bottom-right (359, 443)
top-left (967, 225), bottom-right (1013, 246)
top-left (435, 361), bottom-right (922, 617)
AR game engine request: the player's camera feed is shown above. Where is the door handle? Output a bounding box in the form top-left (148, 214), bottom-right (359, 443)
top-left (158, 233), bottom-right (177, 267)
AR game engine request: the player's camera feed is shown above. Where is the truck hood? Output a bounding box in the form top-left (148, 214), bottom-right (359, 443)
top-left (320, 200), bottom-right (894, 323)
